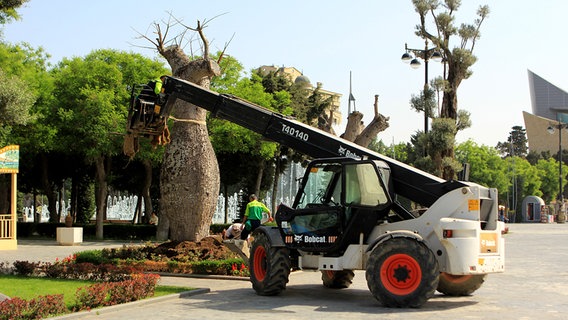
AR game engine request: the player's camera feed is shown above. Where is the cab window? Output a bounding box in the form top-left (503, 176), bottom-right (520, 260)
top-left (344, 163), bottom-right (389, 206)
top-left (296, 163), bottom-right (341, 209)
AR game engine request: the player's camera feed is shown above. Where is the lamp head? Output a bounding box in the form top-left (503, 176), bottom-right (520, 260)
top-left (401, 52), bottom-right (413, 62)
top-left (431, 51), bottom-right (443, 62)
top-left (410, 58), bottom-right (421, 69)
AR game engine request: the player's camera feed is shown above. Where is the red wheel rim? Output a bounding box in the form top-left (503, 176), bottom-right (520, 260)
top-left (440, 273), bottom-right (472, 284)
top-left (253, 246), bottom-right (267, 281)
top-left (380, 253), bottom-right (422, 295)
top-left (323, 270), bottom-right (335, 278)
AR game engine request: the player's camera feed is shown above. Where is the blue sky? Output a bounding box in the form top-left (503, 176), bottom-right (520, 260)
top-left (3, 0), bottom-right (567, 147)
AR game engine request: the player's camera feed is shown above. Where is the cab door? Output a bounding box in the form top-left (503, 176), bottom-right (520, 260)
top-left (276, 159), bottom-right (391, 253)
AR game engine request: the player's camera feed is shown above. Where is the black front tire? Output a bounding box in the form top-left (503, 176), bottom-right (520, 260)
top-left (366, 237), bottom-right (439, 308)
top-left (250, 232), bottom-right (291, 296)
top-left (437, 273), bottom-right (486, 296)
top-left (321, 270), bottom-right (355, 289)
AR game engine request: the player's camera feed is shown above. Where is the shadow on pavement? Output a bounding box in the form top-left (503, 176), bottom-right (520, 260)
top-left (179, 283), bottom-right (479, 316)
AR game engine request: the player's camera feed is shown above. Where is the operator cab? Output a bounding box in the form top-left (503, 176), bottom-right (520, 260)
top-left (275, 158), bottom-right (393, 254)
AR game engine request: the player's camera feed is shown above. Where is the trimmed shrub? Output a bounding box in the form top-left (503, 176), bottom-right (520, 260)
top-left (75, 250), bottom-right (107, 264)
top-left (0, 262), bottom-right (13, 275)
top-left (13, 261), bottom-right (39, 276)
top-left (74, 273), bottom-right (160, 310)
top-left (102, 245), bottom-right (147, 261)
top-left (190, 258), bottom-right (246, 275)
top-left (0, 294), bottom-right (67, 320)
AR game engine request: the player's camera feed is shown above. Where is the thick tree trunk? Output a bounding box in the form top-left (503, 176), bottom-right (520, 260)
top-left (160, 98), bottom-right (220, 241)
top-left (353, 95), bottom-right (389, 147)
top-left (144, 28), bottom-right (220, 240)
top-left (342, 112), bottom-right (364, 142)
top-left (341, 97), bottom-right (389, 149)
top-left (156, 214), bottom-right (169, 241)
top-left (441, 89), bottom-right (458, 120)
top-left (94, 155), bottom-right (109, 240)
top-left (441, 148), bottom-right (456, 180)
top-left (440, 62), bottom-right (460, 180)
top-left (156, 38), bottom-right (222, 241)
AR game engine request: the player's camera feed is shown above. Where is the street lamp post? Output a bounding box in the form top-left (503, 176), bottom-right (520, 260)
top-left (401, 39), bottom-right (442, 134)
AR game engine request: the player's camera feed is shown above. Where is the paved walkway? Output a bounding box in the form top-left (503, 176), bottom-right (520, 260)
top-left (0, 239), bottom-right (139, 265)
top-left (1, 223), bottom-right (568, 319)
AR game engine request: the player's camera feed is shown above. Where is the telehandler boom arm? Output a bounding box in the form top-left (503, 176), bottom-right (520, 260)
top-left (129, 76), bottom-right (466, 207)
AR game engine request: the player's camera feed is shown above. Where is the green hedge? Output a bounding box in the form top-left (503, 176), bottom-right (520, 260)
top-left (17, 222), bottom-right (232, 240)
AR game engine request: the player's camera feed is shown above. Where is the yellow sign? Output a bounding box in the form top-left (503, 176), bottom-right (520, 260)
top-left (468, 199), bottom-right (480, 211)
top-left (0, 145), bottom-right (19, 174)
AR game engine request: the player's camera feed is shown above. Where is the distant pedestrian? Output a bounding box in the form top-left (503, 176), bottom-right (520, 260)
top-left (240, 194), bottom-right (272, 240)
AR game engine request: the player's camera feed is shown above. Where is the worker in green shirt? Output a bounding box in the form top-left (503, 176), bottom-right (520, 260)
top-left (240, 194), bottom-right (272, 240)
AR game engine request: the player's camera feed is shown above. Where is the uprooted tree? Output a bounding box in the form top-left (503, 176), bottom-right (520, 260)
top-left (140, 18), bottom-right (222, 241)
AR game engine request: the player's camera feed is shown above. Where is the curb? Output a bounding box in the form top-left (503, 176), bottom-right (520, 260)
top-left (157, 272), bottom-right (250, 281)
top-left (49, 288), bottom-right (210, 319)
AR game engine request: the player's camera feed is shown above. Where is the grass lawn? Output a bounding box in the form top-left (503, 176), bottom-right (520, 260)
top-left (0, 275), bottom-right (194, 308)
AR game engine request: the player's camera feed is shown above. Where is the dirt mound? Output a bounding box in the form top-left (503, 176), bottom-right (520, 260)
top-left (145, 236), bottom-right (237, 262)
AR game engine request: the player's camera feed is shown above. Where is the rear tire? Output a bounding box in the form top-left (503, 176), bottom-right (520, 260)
top-left (366, 237), bottom-right (439, 308)
top-left (321, 270), bottom-right (355, 289)
top-left (437, 273), bottom-right (486, 296)
top-left (250, 233), bottom-right (291, 296)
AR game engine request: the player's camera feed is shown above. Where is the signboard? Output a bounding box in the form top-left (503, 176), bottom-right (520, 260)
top-left (0, 145), bottom-right (19, 173)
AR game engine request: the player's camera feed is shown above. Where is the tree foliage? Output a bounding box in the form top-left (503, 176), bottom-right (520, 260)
top-left (506, 156), bottom-right (542, 199)
top-left (47, 49), bottom-right (167, 235)
top-left (535, 157), bottom-right (566, 202)
top-left (0, 69), bottom-right (35, 142)
top-left (496, 125), bottom-right (528, 158)
top-left (368, 139), bottom-right (409, 163)
top-left (0, 42), bottom-right (48, 146)
top-left (455, 140), bottom-right (509, 192)
top-left (412, 0), bottom-right (489, 119)
top-left (210, 63), bottom-right (282, 195)
top-left (411, 0), bottom-right (489, 179)
top-left (0, 0), bottom-right (28, 26)
top-left (410, 87), bottom-right (436, 119)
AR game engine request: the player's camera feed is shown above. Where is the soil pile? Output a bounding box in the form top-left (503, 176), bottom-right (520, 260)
top-left (143, 236), bottom-right (238, 262)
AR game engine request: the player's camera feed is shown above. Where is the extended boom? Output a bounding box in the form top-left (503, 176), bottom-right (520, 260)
top-left (148, 76), bottom-right (465, 207)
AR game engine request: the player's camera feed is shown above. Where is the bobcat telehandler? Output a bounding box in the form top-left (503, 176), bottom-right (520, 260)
top-left (126, 76), bottom-right (505, 308)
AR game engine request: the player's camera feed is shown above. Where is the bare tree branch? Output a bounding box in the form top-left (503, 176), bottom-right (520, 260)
top-left (373, 94), bottom-right (379, 117)
top-left (129, 14), bottom-right (177, 55)
top-left (217, 32), bottom-right (235, 64)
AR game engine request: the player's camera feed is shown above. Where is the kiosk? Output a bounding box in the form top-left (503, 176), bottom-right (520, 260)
top-left (0, 145), bottom-right (19, 250)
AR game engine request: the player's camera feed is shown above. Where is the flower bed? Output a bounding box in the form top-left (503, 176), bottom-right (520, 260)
top-left (0, 270), bottom-right (159, 319)
top-left (0, 236), bottom-right (248, 319)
